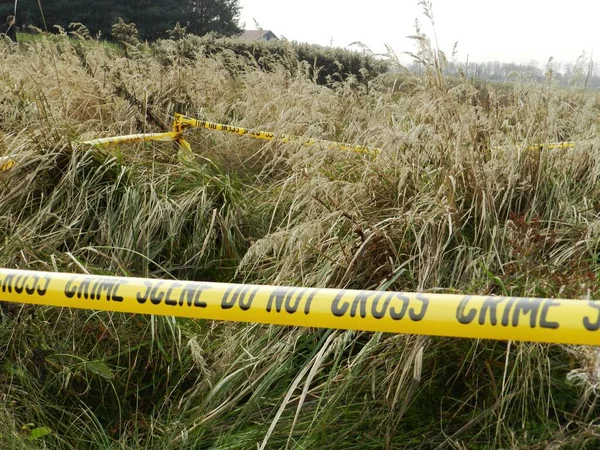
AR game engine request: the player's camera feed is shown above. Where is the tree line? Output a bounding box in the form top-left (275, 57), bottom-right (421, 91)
top-left (0, 0), bottom-right (242, 40)
top-left (408, 58), bottom-right (600, 89)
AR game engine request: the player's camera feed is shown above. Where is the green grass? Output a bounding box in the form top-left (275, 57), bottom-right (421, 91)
top-left (16, 30), bottom-right (120, 51)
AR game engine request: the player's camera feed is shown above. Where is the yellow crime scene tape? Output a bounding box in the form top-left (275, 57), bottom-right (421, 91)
top-left (82, 113), bottom-right (581, 156)
top-left (83, 114), bottom-right (381, 156)
top-left (82, 131), bottom-right (179, 147)
top-left (0, 268), bottom-right (598, 345)
top-left (1, 114), bottom-right (379, 173)
top-left (525, 142), bottom-right (577, 151)
top-left (172, 114), bottom-right (380, 155)
top-left (0, 114), bottom-right (586, 173)
top-left (0, 156), bottom-right (15, 172)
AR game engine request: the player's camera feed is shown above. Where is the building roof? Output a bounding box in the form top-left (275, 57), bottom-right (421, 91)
top-left (238, 30), bottom-right (278, 41)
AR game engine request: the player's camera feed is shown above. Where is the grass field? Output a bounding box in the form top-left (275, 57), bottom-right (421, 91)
top-left (1, 27), bottom-right (600, 449)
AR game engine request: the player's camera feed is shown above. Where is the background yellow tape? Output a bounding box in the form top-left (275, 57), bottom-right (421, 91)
top-left (525, 142), bottom-right (577, 151)
top-left (81, 114), bottom-right (381, 156)
top-left (0, 269), bottom-right (598, 345)
top-left (0, 156), bottom-right (15, 172)
top-left (76, 114), bottom-right (583, 159)
top-left (173, 114), bottom-right (381, 156)
top-left (82, 131), bottom-right (179, 147)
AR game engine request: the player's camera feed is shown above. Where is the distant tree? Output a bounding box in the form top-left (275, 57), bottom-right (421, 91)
top-left (8, 0), bottom-right (241, 40)
top-left (182, 0), bottom-right (241, 36)
top-left (118, 0), bottom-right (184, 40)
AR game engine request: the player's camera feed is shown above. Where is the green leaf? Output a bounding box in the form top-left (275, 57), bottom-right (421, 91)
top-left (30, 427), bottom-right (52, 440)
top-left (86, 361), bottom-right (113, 380)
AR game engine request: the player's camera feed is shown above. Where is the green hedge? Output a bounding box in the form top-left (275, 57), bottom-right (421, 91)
top-left (153, 33), bottom-right (389, 85)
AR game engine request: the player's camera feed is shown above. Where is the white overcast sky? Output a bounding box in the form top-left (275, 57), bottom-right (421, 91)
top-left (238, 1), bottom-right (598, 67)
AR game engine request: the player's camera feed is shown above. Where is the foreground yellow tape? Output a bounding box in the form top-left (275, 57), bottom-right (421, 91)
top-left (0, 269), bottom-right (598, 345)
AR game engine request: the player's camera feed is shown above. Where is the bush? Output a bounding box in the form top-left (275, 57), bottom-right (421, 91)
top-left (152, 33), bottom-right (389, 85)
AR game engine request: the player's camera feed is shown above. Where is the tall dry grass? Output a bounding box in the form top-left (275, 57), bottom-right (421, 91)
top-left (0, 24), bottom-right (599, 449)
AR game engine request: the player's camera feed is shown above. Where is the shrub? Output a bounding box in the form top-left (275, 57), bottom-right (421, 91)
top-left (152, 33), bottom-right (389, 85)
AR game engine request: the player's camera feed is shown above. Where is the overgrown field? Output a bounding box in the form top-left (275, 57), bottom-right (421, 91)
top-left (1, 30), bottom-right (600, 449)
